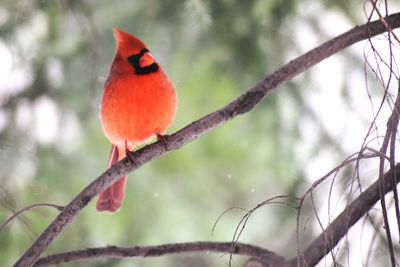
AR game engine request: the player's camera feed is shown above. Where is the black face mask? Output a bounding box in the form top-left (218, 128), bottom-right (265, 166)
top-left (127, 48), bottom-right (159, 75)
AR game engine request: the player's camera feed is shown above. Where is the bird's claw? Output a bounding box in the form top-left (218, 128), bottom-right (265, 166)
top-left (157, 134), bottom-right (169, 150)
top-left (125, 148), bottom-right (137, 163)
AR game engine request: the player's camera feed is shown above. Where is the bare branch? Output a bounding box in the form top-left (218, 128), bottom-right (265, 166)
top-left (33, 242), bottom-right (285, 267)
top-left (288, 163), bottom-right (400, 267)
top-left (14, 13), bottom-right (400, 267)
top-left (365, 5), bottom-right (400, 264)
top-left (377, 81), bottom-right (400, 266)
top-left (229, 196), bottom-right (297, 266)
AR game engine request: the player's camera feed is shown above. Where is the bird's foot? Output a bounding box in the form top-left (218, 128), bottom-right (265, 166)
top-left (124, 140), bottom-right (136, 163)
top-left (157, 134), bottom-right (169, 150)
top-left (125, 148), bottom-right (137, 163)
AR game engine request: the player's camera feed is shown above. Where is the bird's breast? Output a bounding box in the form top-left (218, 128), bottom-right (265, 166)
top-left (101, 72), bottom-right (177, 147)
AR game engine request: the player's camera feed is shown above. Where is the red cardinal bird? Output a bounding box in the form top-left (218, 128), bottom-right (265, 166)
top-left (97, 29), bottom-right (178, 212)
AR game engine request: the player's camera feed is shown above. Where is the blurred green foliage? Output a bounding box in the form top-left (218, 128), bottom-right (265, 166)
top-left (0, 1), bottom-right (367, 266)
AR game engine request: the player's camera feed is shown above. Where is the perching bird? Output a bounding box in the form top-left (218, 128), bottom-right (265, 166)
top-left (97, 29), bottom-right (178, 212)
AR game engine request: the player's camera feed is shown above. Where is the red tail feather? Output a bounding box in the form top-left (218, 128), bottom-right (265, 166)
top-left (96, 145), bottom-right (128, 212)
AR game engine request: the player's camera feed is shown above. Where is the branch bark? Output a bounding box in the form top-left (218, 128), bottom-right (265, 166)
top-left (14, 12), bottom-right (400, 267)
top-left (33, 242), bottom-right (285, 267)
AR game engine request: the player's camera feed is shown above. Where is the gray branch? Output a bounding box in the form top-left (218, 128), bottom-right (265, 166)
top-left (33, 242), bottom-right (285, 267)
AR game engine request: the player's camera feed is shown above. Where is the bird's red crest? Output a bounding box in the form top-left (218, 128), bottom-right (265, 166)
top-left (113, 28), bottom-right (147, 55)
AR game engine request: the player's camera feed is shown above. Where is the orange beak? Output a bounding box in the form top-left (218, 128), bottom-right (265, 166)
top-left (140, 52), bottom-right (156, 68)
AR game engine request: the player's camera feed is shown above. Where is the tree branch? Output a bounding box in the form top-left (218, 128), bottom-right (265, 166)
top-left (288, 163), bottom-right (400, 267)
top-left (33, 242), bottom-right (285, 267)
top-left (14, 12), bottom-right (400, 267)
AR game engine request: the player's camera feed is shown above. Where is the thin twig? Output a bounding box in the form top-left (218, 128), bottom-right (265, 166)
top-left (368, 3), bottom-right (400, 266)
top-left (228, 196), bottom-right (297, 266)
top-left (212, 206), bottom-right (249, 236)
top-left (377, 81), bottom-right (400, 267)
top-left (288, 163), bottom-right (400, 267)
top-left (0, 203), bottom-right (64, 233)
